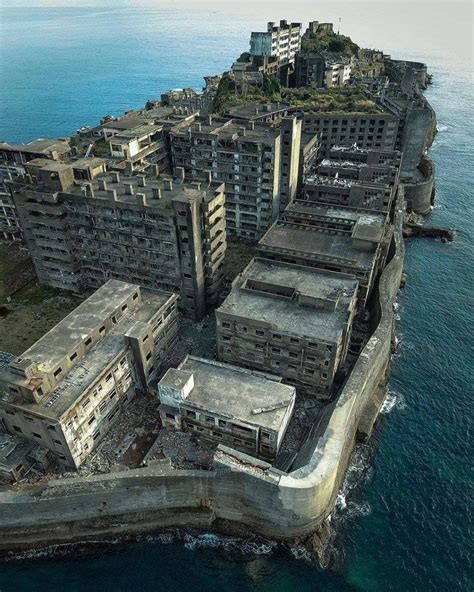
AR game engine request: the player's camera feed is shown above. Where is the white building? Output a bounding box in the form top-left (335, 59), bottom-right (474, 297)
top-left (250, 20), bottom-right (302, 66)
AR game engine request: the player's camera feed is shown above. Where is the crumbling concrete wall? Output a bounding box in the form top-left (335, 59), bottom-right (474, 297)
top-left (0, 202), bottom-right (405, 548)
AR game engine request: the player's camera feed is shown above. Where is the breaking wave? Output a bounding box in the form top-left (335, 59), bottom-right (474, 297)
top-left (334, 445), bottom-right (373, 522)
top-left (183, 533), bottom-right (276, 556)
top-left (381, 390), bottom-right (407, 414)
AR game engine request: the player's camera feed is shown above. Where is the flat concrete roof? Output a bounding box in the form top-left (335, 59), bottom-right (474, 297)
top-left (219, 259), bottom-right (357, 343)
top-left (66, 173), bottom-right (221, 209)
top-left (285, 201), bottom-right (387, 225)
top-left (71, 157), bottom-right (105, 170)
top-left (225, 101), bottom-right (290, 120)
top-left (173, 355), bottom-right (295, 432)
top-left (0, 139), bottom-right (70, 156)
top-left (15, 280), bottom-right (138, 372)
top-left (26, 159), bottom-right (72, 174)
top-left (12, 287), bottom-right (174, 419)
top-left (111, 123), bottom-right (162, 140)
top-left (258, 222), bottom-right (377, 269)
top-left (101, 117), bottom-right (148, 130)
top-left (172, 117), bottom-right (279, 143)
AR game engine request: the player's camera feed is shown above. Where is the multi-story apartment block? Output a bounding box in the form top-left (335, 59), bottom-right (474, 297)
top-left (156, 355), bottom-right (296, 460)
top-left (324, 59), bottom-right (352, 88)
top-left (216, 258), bottom-right (358, 397)
top-left (304, 173), bottom-right (394, 211)
top-left (108, 122), bottom-right (168, 172)
top-left (282, 199), bottom-right (393, 276)
top-left (303, 144), bottom-right (401, 212)
top-left (170, 116), bottom-right (282, 239)
top-left (257, 216), bottom-right (385, 306)
top-left (0, 280), bottom-right (179, 469)
top-left (10, 164), bottom-right (226, 320)
top-left (250, 20), bottom-right (302, 66)
top-left (294, 52), bottom-right (326, 88)
top-left (299, 132), bottom-right (320, 191)
top-left (299, 112), bottom-right (399, 157)
top-left (0, 168), bottom-right (22, 242)
top-left (279, 117), bottom-right (303, 211)
top-left (0, 138), bottom-right (72, 166)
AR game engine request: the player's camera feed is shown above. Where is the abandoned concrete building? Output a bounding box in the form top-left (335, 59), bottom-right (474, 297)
top-left (0, 182), bottom-right (22, 242)
top-left (0, 138), bottom-right (72, 166)
top-left (256, 216), bottom-right (386, 306)
top-left (294, 52), bottom-right (326, 88)
top-left (302, 144), bottom-right (401, 212)
top-left (299, 111), bottom-right (399, 157)
top-left (216, 258), bottom-right (358, 396)
top-left (108, 122), bottom-right (169, 172)
top-left (157, 355), bottom-right (296, 460)
top-left (0, 280), bottom-right (179, 470)
top-left (250, 20), bottom-right (302, 66)
top-left (170, 116), bottom-right (283, 239)
top-left (0, 424), bottom-right (53, 482)
top-left (10, 163), bottom-right (226, 320)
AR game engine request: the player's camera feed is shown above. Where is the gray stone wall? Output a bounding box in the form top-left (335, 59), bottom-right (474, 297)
top-left (0, 200), bottom-right (405, 548)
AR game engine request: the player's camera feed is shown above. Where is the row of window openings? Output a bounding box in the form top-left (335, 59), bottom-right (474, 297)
top-left (221, 323), bottom-right (332, 349)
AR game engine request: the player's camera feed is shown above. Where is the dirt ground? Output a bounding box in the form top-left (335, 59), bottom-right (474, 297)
top-left (0, 244), bottom-right (84, 355)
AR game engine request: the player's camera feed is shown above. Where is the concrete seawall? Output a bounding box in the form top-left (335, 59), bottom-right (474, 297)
top-left (404, 155), bottom-right (435, 215)
top-left (0, 201), bottom-right (405, 550)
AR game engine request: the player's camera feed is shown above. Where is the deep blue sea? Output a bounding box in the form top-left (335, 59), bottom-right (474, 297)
top-left (0, 2), bottom-right (472, 591)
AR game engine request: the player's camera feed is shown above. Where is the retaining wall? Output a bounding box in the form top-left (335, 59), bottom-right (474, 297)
top-left (0, 201), bottom-right (405, 550)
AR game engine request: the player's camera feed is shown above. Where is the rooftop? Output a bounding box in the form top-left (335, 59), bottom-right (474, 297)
top-left (101, 117), bottom-right (148, 131)
top-left (111, 123), bottom-right (162, 141)
top-left (172, 117), bottom-right (280, 143)
top-left (0, 138), bottom-right (71, 156)
top-left (258, 221), bottom-right (378, 269)
top-left (66, 173), bottom-right (222, 209)
top-left (219, 258), bottom-right (358, 343)
top-left (165, 355), bottom-right (296, 432)
top-left (4, 285), bottom-right (174, 419)
top-left (285, 200), bottom-right (388, 224)
top-left (305, 174), bottom-right (389, 191)
top-left (224, 101), bottom-right (290, 121)
top-left (13, 280), bottom-right (139, 372)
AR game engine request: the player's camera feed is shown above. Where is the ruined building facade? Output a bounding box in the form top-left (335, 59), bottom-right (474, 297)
top-left (10, 162), bottom-right (226, 320)
top-left (0, 281), bottom-right (179, 469)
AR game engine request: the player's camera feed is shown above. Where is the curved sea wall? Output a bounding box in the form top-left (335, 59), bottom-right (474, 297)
top-left (404, 155), bottom-right (435, 214)
top-left (0, 202), bottom-right (405, 550)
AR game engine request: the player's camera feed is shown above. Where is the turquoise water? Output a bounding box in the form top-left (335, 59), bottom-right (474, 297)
top-left (0, 3), bottom-right (472, 591)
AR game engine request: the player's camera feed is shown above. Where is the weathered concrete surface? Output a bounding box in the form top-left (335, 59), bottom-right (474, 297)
top-left (0, 200), bottom-right (405, 550)
top-left (403, 155), bottom-right (435, 215)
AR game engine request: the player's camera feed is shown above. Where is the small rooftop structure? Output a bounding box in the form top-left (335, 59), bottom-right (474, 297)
top-left (219, 258), bottom-right (358, 343)
top-left (258, 221), bottom-right (377, 269)
top-left (158, 355), bottom-right (296, 460)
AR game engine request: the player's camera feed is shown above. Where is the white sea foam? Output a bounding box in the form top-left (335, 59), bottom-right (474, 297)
top-left (381, 390), bottom-right (407, 414)
top-left (290, 545), bottom-right (313, 562)
top-left (333, 445), bottom-right (373, 524)
top-left (437, 124), bottom-right (448, 132)
top-left (183, 533), bottom-right (276, 556)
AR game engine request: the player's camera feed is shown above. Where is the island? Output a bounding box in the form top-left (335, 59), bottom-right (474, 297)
top-left (0, 18), bottom-right (438, 560)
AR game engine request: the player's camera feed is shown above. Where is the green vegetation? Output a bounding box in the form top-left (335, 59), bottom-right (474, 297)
top-left (236, 52), bottom-right (251, 63)
top-left (92, 139), bottom-right (110, 157)
top-left (284, 85), bottom-right (382, 114)
top-left (301, 32), bottom-right (359, 58)
top-left (210, 74), bottom-right (282, 114)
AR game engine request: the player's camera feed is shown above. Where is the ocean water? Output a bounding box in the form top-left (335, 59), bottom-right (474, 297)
top-left (0, 3), bottom-right (472, 591)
